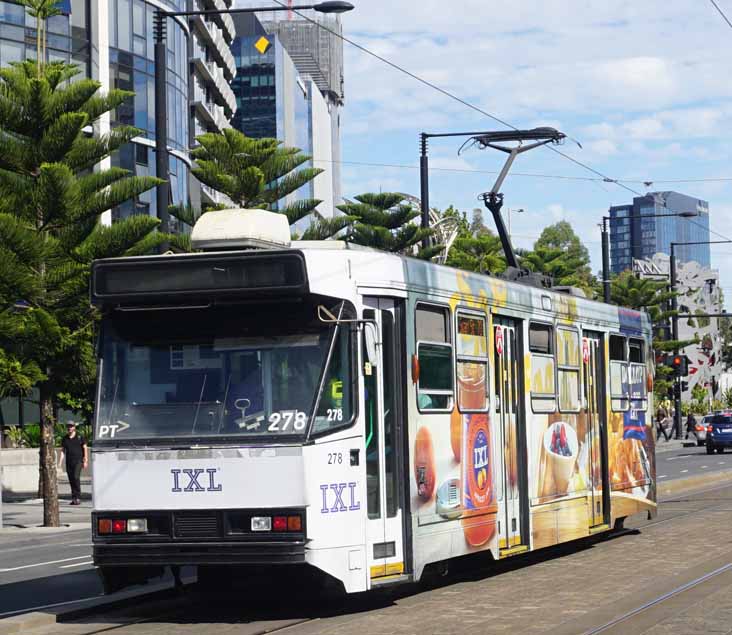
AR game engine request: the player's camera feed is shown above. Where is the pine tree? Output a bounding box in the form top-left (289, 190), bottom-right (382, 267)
top-left (337, 193), bottom-right (442, 260)
top-left (0, 57), bottom-right (165, 526)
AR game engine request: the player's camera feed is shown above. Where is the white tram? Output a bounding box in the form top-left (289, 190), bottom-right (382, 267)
top-left (90, 209), bottom-right (656, 594)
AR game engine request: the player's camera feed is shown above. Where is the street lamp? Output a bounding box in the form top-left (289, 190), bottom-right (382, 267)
top-left (669, 239), bottom-right (732, 438)
top-left (600, 210), bottom-right (698, 304)
top-left (506, 208), bottom-right (524, 236)
top-left (153, 2), bottom-right (354, 236)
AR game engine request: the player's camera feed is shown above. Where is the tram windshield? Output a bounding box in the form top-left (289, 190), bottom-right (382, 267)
top-left (95, 301), bottom-right (354, 442)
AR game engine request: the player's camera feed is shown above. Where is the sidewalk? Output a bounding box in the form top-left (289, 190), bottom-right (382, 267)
top-left (654, 437), bottom-right (697, 453)
top-left (1, 476), bottom-right (92, 533)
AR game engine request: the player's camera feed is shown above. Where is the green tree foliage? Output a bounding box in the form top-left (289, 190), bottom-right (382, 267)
top-left (520, 221), bottom-right (598, 296)
top-left (338, 193), bottom-right (441, 260)
top-left (182, 128), bottom-right (350, 239)
top-left (0, 59), bottom-right (164, 526)
top-left (442, 205), bottom-right (507, 275)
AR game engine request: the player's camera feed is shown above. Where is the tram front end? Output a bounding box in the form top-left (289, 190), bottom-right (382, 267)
top-left (90, 219), bottom-right (375, 594)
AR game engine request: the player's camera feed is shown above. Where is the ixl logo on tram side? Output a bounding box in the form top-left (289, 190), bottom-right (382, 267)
top-left (170, 468), bottom-right (222, 493)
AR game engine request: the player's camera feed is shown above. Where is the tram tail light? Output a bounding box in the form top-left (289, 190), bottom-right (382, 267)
top-left (111, 519), bottom-right (127, 534)
top-left (273, 516), bottom-right (287, 532)
top-left (287, 515), bottom-right (302, 531)
top-left (98, 519), bottom-right (113, 535)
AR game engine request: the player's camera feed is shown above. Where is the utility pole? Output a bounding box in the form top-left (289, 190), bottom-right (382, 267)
top-left (670, 244), bottom-right (681, 439)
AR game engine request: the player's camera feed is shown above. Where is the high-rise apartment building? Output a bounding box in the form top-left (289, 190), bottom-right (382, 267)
top-left (0, 0), bottom-right (235, 229)
top-left (608, 191), bottom-right (710, 274)
top-left (230, 12), bottom-right (343, 217)
top-left (0, 0), bottom-right (236, 426)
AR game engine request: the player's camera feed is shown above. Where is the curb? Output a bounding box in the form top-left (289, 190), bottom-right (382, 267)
top-left (658, 468), bottom-right (732, 498)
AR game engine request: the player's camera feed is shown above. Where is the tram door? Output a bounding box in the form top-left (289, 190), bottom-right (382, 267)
top-left (363, 298), bottom-right (406, 582)
top-left (494, 318), bottom-right (526, 550)
top-left (583, 332), bottom-right (608, 527)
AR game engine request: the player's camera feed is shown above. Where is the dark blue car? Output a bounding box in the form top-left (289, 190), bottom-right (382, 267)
top-left (705, 413), bottom-right (732, 454)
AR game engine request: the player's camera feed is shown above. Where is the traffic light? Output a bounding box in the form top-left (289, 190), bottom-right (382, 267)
top-left (667, 354), bottom-right (689, 377)
top-left (681, 380), bottom-right (689, 393)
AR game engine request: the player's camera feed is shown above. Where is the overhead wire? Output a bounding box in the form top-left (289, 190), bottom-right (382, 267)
top-left (274, 2), bottom-right (732, 241)
top-left (708, 0), bottom-right (732, 29)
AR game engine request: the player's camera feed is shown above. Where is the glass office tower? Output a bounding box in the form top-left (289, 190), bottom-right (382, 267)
top-left (608, 191), bottom-right (711, 274)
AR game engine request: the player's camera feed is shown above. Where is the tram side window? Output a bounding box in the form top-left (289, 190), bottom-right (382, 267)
top-left (628, 338), bottom-right (647, 409)
top-left (416, 304), bottom-right (453, 411)
top-left (610, 334), bottom-right (629, 412)
top-left (456, 312), bottom-right (488, 412)
top-left (529, 323), bottom-right (556, 413)
top-left (557, 328), bottom-right (580, 412)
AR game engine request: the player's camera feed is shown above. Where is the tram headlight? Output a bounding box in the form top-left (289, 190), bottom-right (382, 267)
top-left (127, 518), bottom-right (148, 533)
top-left (251, 516), bottom-right (272, 531)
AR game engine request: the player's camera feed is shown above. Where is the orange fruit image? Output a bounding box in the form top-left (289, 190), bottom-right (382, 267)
top-left (414, 426), bottom-right (436, 501)
top-left (450, 408), bottom-right (462, 462)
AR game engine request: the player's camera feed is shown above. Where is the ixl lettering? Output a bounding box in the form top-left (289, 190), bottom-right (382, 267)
top-left (320, 482), bottom-right (360, 513)
top-left (474, 446), bottom-right (488, 469)
top-left (171, 468), bottom-right (222, 493)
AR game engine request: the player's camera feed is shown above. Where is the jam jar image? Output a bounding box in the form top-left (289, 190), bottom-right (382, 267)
top-left (461, 413), bottom-right (497, 547)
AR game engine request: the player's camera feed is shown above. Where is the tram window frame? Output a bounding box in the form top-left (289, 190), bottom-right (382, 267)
top-left (529, 322), bottom-right (556, 414)
top-left (455, 309), bottom-right (488, 414)
top-left (628, 338), bottom-right (647, 409)
top-left (415, 302), bottom-right (454, 413)
top-left (609, 334), bottom-right (630, 412)
top-left (557, 326), bottom-right (581, 413)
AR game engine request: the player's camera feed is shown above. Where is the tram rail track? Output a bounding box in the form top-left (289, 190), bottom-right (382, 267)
top-left (579, 561), bottom-right (732, 635)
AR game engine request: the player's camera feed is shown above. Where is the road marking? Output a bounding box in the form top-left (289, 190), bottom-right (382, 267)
top-left (59, 560), bottom-right (94, 569)
top-left (680, 469), bottom-right (689, 473)
top-left (0, 555), bottom-right (90, 573)
top-left (702, 465), bottom-right (708, 469)
top-left (658, 475), bottom-right (668, 479)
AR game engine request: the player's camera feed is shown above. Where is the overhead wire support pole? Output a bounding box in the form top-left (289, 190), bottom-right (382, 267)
top-left (153, 10), bottom-right (170, 243)
top-left (419, 127), bottom-right (565, 272)
top-left (602, 217), bottom-right (611, 303)
top-left (420, 133), bottom-right (430, 250)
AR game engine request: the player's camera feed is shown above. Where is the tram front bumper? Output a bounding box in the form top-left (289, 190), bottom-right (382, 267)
top-left (93, 541), bottom-right (306, 566)
top-left (92, 509), bottom-right (307, 567)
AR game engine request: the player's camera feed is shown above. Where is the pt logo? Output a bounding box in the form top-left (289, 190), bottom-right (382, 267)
top-left (320, 482), bottom-right (360, 513)
top-left (171, 468), bottom-right (222, 493)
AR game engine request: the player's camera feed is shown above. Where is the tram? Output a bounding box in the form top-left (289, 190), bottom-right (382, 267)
top-left (90, 209), bottom-right (656, 594)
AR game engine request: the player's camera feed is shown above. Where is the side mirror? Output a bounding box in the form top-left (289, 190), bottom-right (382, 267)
top-left (364, 322), bottom-right (379, 367)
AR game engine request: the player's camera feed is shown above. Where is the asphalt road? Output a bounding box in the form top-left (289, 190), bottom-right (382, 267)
top-left (655, 441), bottom-right (732, 481)
top-left (0, 528), bottom-right (103, 617)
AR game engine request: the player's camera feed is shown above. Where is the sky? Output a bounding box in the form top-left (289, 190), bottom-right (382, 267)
top-left (327, 0), bottom-right (732, 303)
top-left (233, 0), bottom-right (732, 302)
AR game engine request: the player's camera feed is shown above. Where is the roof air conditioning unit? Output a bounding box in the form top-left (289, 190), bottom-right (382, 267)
top-left (191, 209), bottom-right (291, 251)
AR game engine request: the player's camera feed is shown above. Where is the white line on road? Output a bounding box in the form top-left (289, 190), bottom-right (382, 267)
top-left (702, 466), bottom-right (708, 469)
top-left (658, 475), bottom-right (668, 479)
top-left (0, 555), bottom-right (90, 573)
top-left (59, 560), bottom-right (94, 569)
top-left (680, 469), bottom-right (689, 473)
top-left (719, 462), bottom-right (726, 465)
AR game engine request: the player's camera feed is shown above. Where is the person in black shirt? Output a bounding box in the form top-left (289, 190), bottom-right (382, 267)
top-left (60, 422), bottom-right (88, 505)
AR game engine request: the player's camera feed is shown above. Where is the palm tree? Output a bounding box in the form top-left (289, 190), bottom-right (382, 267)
top-left (337, 193), bottom-right (442, 259)
top-left (0, 59), bottom-right (166, 526)
top-left (21, 0), bottom-right (62, 71)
